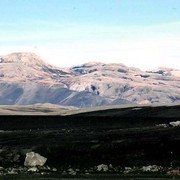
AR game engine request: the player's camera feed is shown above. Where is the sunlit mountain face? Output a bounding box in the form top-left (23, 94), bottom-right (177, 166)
top-left (0, 52), bottom-right (179, 107)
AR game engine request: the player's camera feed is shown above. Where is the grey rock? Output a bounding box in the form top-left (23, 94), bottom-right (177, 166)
top-left (97, 164), bottom-right (109, 172)
top-left (41, 172), bottom-right (50, 175)
top-left (7, 168), bottom-right (18, 175)
top-left (124, 167), bottom-right (132, 174)
top-left (28, 167), bottom-right (38, 172)
top-left (13, 154), bottom-right (20, 162)
top-left (52, 168), bottom-right (57, 172)
top-left (18, 166), bottom-right (27, 173)
top-left (67, 168), bottom-right (77, 175)
top-left (24, 152), bottom-right (47, 167)
top-left (109, 164), bottom-right (114, 170)
top-left (141, 165), bottom-right (161, 172)
top-left (155, 124), bottom-right (168, 128)
top-left (169, 121), bottom-right (180, 127)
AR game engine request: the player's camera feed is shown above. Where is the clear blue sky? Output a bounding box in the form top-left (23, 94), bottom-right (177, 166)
top-left (0, 0), bottom-right (180, 69)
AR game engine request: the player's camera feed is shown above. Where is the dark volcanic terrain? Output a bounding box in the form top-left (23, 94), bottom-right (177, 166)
top-left (0, 104), bottom-right (180, 178)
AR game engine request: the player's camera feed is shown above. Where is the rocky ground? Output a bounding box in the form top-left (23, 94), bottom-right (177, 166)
top-left (0, 105), bottom-right (180, 178)
top-left (1, 147), bottom-right (180, 177)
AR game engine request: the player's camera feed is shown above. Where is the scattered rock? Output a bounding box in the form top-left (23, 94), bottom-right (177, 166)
top-left (97, 164), bottom-right (109, 172)
top-left (24, 152), bottom-right (47, 167)
top-left (167, 169), bottom-right (180, 175)
top-left (18, 166), bottom-right (27, 173)
top-left (124, 167), bottom-right (132, 174)
top-left (46, 166), bottom-right (51, 170)
top-left (28, 167), bottom-right (38, 172)
top-left (67, 168), bottom-right (77, 175)
top-left (52, 168), bottom-right (57, 172)
top-left (169, 121), bottom-right (180, 127)
top-left (13, 154), bottom-right (20, 162)
top-left (109, 164), bottom-right (113, 169)
top-left (155, 124), bottom-right (168, 128)
top-left (38, 166), bottom-right (49, 171)
top-left (7, 168), bottom-right (18, 175)
top-left (41, 172), bottom-right (50, 175)
top-left (75, 168), bottom-right (80, 172)
top-left (141, 165), bottom-right (161, 172)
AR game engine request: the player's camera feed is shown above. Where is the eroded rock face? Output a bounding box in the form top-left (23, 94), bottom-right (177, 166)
top-left (24, 152), bottom-right (47, 167)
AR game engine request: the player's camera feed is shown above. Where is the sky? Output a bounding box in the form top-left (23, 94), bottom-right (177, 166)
top-left (0, 0), bottom-right (180, 70)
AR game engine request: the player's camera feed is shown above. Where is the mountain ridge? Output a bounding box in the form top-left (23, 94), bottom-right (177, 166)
top-left (0, 52), bottom-right (179, 107)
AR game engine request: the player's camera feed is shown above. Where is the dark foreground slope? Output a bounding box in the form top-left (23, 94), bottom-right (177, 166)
top-left (0, 104), bottom-right (180, 177)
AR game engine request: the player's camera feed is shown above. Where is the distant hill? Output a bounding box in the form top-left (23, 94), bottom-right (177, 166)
top-left (0, 52), bottom-right (179, 107)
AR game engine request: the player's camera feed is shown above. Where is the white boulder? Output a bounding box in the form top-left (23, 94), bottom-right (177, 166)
top-left (24, 152), bottom-right (47, 167)
top-left (169, 121), bottom-right (180, 127)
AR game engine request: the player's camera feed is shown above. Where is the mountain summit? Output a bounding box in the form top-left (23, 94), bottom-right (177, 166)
top-left (0, 52), bottom-right (71, 85)
top-left (0, 52), bottom-right (48, 68)
top-left (0, 52), bottom-right (179, 107)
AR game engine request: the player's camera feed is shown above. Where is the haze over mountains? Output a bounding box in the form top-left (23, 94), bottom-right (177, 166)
top-left (0, 52), bottom-right (179, 107)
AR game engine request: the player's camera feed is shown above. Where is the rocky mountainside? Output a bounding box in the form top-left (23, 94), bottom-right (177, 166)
top-left (0, 52), bottom-right (71, 85)
top-left (0, 52), bottom-right (179, 107)
top-left (68, 62), bottom-right (180, 104)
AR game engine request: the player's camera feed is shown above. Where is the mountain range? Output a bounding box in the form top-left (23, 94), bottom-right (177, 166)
top-left (0, 52), bottom-right (179, 107)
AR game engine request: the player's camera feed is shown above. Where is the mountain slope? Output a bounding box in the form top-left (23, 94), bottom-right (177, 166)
top-left (67, 62), bottom-right (180, 104)
top-left (0, 82), bottom-right (128, 107)
top-left (0, 52), bottom-right (71, 86)
top-left (0, 52), bottom-right (179, 106)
